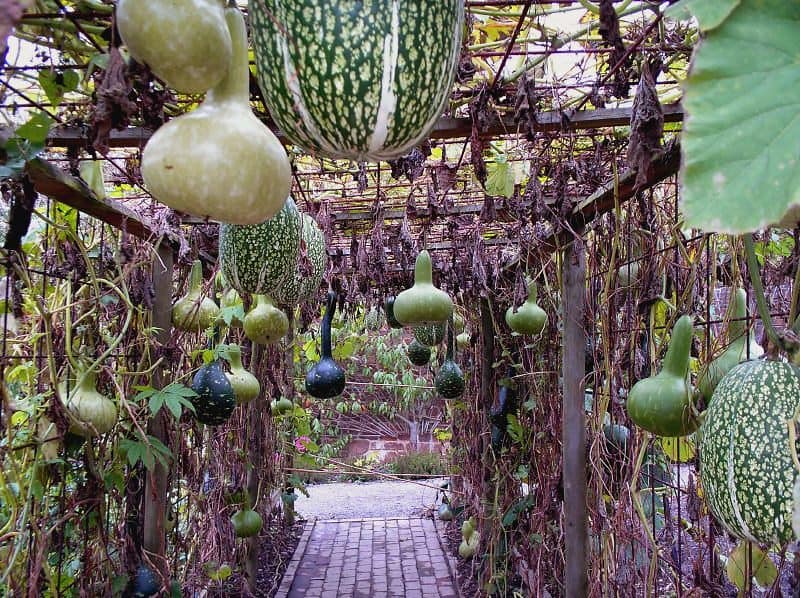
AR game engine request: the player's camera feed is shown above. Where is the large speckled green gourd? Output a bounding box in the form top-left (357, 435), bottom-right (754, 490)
top-left (272, 213), bottom-right (327, 306)
top-left (219, 198), bottom-right (301, 296)
top-left (249, 1), bottom-right (464, 161)
top-left (699, 360), bottom-right (800, 545)
top-left (414, 322), bottom-right (445, 346)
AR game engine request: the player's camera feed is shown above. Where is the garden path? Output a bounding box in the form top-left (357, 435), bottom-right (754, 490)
top-left (275, 517), bottom-right (459, 598)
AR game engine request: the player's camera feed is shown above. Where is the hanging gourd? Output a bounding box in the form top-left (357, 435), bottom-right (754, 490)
top-left (700, 359), bottom-right (800, 545)
top-left (60, 363), bottom-right (118, 438)
top-left (384, 296), bottom-right (404, 329)
top-left (173, 260), bottom-right (219, 332)
top-left (231, 505), bottom-right (263, 538)
top-left (191, 357), bottom-right (236, 426)
top-left (489, 369), bottom-right (516, 453)
top-left (141, 5), bottom-right (291, 224)
top-left (456, 332), bottom-right (470, 351)
top-left (270, 396), bottom-right (294, 416)
top-left (272, 213), bottom-right (328, 306)
top-left (393, 250), bottom-right (453, 326)
top-left (435, 318), bottom-right (465, 399)
top-left (116, 0), bottom-right (232, 94)
top-left (458, 516), bottom-right (480, 559)
top-left (219, 198), bottom-right (302, 296)
top-left (697, 287), bottom-right (763, 401)
top-left (132, 565), bottom-right (160, 597)
top-left (453, 312), bottom-right (466, 334)
top-left (626, 315), bottom-right (699, 438)
top-left (407, 339), bottom-right (432, 367)
top-left (414, 322), bottom-right (445, 347)
top-left (218, 287), bottom-right (245, 329)
top-left (305, 292), bottom-right (346, 399)
top-left (250, 1), bottom-right (464, 162)
top-left (505, 278), bottom-right (547, 335)
top-left (225, 344), bottom-right (260, 404)
top-left (243, 295), bottom-right (289, 345)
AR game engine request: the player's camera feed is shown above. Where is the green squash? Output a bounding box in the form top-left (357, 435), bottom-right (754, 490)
top-left (700, 359), bottom-right (800, 545)
top-left (243, 295), bottom-right (289, 345)
top-left (697, 287), bottom-right (763, 401)
top-left (60, 364), bottom-right (118, 438)
top-left (414, 322), bottom-right (445, 347)
top-left (407, 339), bottom-right (431, 367)
top-left (272, 213), bottom-right (327, 306)
top-left (219, 198), bottom-right (302, 296)
top-left (190, 358), bottom-right (236, 426)
top-left (250, 0), bottom-right (464, 161)
top-left (435, 319), bottom-right (465, 399)
top-left (505, 278), bottom-right (546, 336)
top-left (626, 315), bottom-right (698, 438)
top-left (393, 250), bottom-right (452, 326)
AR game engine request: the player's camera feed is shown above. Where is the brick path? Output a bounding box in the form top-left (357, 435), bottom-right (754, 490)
top-left (275, 517), bottom-right (459, 598)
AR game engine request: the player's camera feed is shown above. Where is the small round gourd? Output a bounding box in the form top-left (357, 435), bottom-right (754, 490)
top-left (393, 251), bottom-right (452, 326)
top-left (190, 359), bottom-right (236, 426)
top-left (141, 6), bottom-right (291, 224)
top-left (116, 0), bottom-right (231, 94)
top-left (505, 279), bottom-right (546, 335)
top-left (414, 322), bottom-right (445, 346)
top-left (132, 564), bottom-right (160, 597)
top-left (435, 321), bottom-right (465, 399)
top-left (456, 332), bottom-right (470, 351)
top-left (231, 508), bottom-right (263, 538)
top-left (172, 260), bottom-right (219, 332)
top-left (225, 344), bottom-right (260, 404)
top-left (61, 367), bottom-right (118, 438)
top-left (407, 340), bottom-right (431, 367)
top-left (243, 295), bottom-right (289, 345)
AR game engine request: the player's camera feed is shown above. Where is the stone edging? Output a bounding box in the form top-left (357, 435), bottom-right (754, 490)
top-left (433, 516), bottom-right (463, 598)
top-left (274, 518), bottom-right (316, 598)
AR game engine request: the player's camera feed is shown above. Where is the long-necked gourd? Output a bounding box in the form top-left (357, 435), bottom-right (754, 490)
top-left (116, 0), bottom-right (232, 94)
top-left (225, 344), bottom-right (260, 404)
top-left (697, 287), bottom-right (763, 401)
top-left (700, 359), bottom-right (800, 545)
top-left (243, 295), bottom-right (289, 345)
top-left (250, 1), bottom-right (464, 161)
top-left (141, 5), bottom-right (291, 224)
top-left (173, 259), bottom-right (219, 332)
top-left (626, 315), bottom-right (698, 437)
top-left (305, 292), bottom-right (346, 399)
top-left (505, 278), bottom-right (546, 335)
top-left (393, 251), bottom-right (452, 326)
top-left (435, 317), bottom-right (465, 399)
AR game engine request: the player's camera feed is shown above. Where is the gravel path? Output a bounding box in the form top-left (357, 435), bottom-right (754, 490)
top-left (294, 478), bottom-right (449, 520)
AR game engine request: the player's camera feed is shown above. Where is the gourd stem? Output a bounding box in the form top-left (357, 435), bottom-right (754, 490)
top-left (321, 292), bottom-right (336, 359)
top-left (414, 251), bottom-right (434, 285)
top-left (661, 315), bottom-right (692, 377)
top-left (743, 234), bottom-right (783, 352)
top-left (727, 287), bottom-right (749, 342)
top-left (206, 6), bottom-right (249, 105)
top-left (526, 278), bottom-right (538, 304)
top-left (189, 259), bottom-right (203, 294)
top-left (446, 314), bottom-right (455, 361)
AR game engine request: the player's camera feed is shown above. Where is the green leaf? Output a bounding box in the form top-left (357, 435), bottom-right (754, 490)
top-left (679, 2), bottom-right (800, 233)
top-left (79, 160), bottom-right (105, 199)
top-left (660, 436), bottom-right (696, 463)
top-left (15, 112), bottom-right (55, 145)
top-left (38, 69), bottom-right (80, 106)
top-left (666, 0), bottom-right (740, 31)
top-left (1, 137), bottom-right (45, 179)
top-left (485, 154), bottom-right (515, 198)
top-left (726, 541), bottom-right (778, 591)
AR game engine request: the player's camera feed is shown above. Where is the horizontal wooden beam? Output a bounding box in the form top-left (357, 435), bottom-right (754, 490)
top-left (46, 103), bottom-right (684, 150)
top-left (25, 158), bottom-right (181, 247)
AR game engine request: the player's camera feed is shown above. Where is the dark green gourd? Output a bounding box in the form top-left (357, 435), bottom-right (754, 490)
top-left (414, 322), bottom-right (445, 347)
top-left (697, 287), bottom-right (763, 401)
top-left (489, 366), bottom-right (516, 453)
top-left (384, 296), bottom-right (404, 329)
top-left (191, 358), bottom-right (236, 426)
top-left (626, 315), bottom-right (698, 437)
top-left (435, 318), bottom-right (465, 399)
top-left (132, 565), bottom-right (159, 597)
top-left (305, 292), bottom-right (346, 399)
top-left (393, 251), bottom-right (452, 326)
top-left (407, 339), bottom-right (431, 367)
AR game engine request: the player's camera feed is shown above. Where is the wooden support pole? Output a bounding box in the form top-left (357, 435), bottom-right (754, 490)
top-left (480, 297), bottom-right (495, 410)
top-left (562, 241), bottom-right (587, 598)
top-left (142, 242), bottom-right (174, 584)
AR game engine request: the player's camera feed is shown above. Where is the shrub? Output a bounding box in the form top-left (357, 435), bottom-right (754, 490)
top-left (385, 451), bottom-right (447, 479)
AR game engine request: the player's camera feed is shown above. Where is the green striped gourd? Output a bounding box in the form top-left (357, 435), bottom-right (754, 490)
top-left (219, 198), bottom-right (301, 296)
top-left (249, 1), bottom-right (464, 162)
top-left (272, 213), bottom-right (327, 306)
top-left (699, 360), bottom-right (800, 545)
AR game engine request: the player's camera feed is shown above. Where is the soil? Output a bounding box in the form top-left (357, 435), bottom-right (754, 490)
top-left (255, 517), bottom-right (305, 597)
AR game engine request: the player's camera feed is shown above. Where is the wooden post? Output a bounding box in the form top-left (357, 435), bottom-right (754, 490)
top-left (479, 297), bottom-right (494, 409)
top-left (562, 241), bottom-right (587, 597)
top-left (142, 242), bottom-right (174, 583)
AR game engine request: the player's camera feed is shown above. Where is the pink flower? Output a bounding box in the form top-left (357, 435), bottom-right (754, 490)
top-left (294, 436), bottom-right (312, 453)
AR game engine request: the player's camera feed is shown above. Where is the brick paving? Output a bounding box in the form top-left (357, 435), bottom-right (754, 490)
top-left (275, 517), bottom-right (459, 598)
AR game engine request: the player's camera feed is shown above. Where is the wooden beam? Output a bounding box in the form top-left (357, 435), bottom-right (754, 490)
top-left (24, 158), bottom-right (181, 247)
top-left (45, 104), bottom-right (684, 150)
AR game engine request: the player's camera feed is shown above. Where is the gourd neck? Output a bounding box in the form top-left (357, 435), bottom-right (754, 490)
top-left (661, 315), bottom-right (693, 378)
top-left (229, 344), bottom-right (243, 370)
top-left (728, 287), bottom-right (749, 342)
top-left (321, 292), bottom-right (337, 359)
top-left (525, 278), bottom-right (538, 305)
top-left (188, 259), bottom-right (204, 295)
top-left (414, 250), bottom-right (434, 286)
top-left (446, 315), bottom-right (455, 361)
top-left (77, 366), bottom-right (97, 392)
top-left (205, 5), bottom-right (249, 106)
top-left (253, 294), bottom-right (273, 311)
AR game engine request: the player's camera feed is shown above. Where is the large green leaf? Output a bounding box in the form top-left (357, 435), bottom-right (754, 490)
top-left (667, 0), bottom-right (740, 31)
top-left (679, 1), bottom-right (800, 234)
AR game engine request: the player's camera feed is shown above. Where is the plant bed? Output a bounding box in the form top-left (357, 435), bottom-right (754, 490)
top-left (254, 517), bottom-right (305, 597)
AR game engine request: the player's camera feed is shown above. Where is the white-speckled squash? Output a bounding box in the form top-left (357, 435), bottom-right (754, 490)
top-left (272, 213), bottom-right (327, 306)
top-left (219, 198), bottom-right (301, 296)
top-left (699, 359), bottom-right (800, 545)
top-left (249, 1), bottom-right (464, 162)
